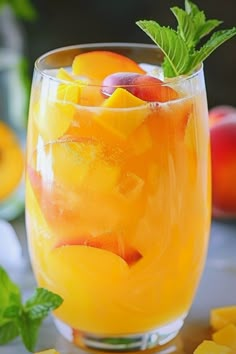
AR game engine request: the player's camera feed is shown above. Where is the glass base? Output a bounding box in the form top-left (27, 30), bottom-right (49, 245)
top-left (53, 316), bottom-right (185, 351)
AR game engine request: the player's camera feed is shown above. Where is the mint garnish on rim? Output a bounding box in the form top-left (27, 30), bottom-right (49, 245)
top-left (136, 0), bottom-right (236, 78)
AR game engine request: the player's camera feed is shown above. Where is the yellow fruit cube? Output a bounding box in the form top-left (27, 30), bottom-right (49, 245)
top-left (57, 68), bottom-right (74, 82)
top-left (35, 101), bottom-right (75, 141)
top-left (193, 340), bottom-right (233, 354)
top-left (35, 349), bottom-right (60, 354)
top-left (96, 88), bottom-right (149, 139)
top-left (213, 324), bottom-right (236, 350)
top-left (210, 306), bottom-right (236, 331)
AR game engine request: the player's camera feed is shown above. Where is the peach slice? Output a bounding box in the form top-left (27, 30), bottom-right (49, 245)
top-left (55, 232), bottom-right (142, 266)
top-left (95, 88), bottom-right (149, 139)
top-left (28, 138), bottom-right (123, 238)
top-left (0, 121), bottom-right (24, 201)
top-left (102, 72), bottom-right (179, 102)
top-left (72, 50), bottom-right (145, 81)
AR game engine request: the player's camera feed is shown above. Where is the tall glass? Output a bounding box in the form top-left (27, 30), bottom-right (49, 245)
top-left (25, 43), bottom-right (211, 351)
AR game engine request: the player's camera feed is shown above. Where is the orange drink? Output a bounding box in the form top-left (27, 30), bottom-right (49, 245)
top-left (25, 43), bottom-right (211, 351)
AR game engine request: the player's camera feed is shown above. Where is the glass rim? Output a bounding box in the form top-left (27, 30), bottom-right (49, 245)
top-left (34, 42), bottom-right (203, 88)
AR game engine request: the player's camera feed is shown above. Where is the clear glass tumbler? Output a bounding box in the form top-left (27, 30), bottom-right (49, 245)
top-left (25, 43), bottom-right (211, 351)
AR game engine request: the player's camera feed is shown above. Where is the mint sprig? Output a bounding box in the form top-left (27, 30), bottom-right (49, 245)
top-left (136, 0), bottom-right (236, 78)
top-left (0, 266), bottom-right (63, 352)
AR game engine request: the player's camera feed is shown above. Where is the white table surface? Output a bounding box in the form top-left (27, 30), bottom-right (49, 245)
top-left (1, 217), bottom-right (236, 354)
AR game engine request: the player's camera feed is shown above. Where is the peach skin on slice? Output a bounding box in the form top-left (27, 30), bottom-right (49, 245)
top-left (0, 121), bottom-right (24, 201)
top-left (95, 88), bottom-right (149, 139)
top-left (72, 50), bottom-right (145, 81)
top-left (55, 232), bottom-right (142, 266)
top-left (102, 72), bottom-right (179, 102)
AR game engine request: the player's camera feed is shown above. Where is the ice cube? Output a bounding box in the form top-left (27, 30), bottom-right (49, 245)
top-left (0, 219), bottom-right (25, 272)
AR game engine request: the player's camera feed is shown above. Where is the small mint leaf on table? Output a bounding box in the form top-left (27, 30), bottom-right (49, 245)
top-left (3, 305), bottom-right (22, 319)
top-left (0, 267), bottom-right (21, 325)
top-left (18, 312), bottom-right (43, 352)
top-left (0, 321), bottom-right (19, 345)
top-left (0, 266), bottom-right (63, 352)
top-left (24, 288), bottom-right (63, 320)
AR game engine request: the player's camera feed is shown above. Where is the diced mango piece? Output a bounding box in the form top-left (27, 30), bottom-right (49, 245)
top-left (95, 88), bottom-right (148, 139)
top-left (35, 350), bottom-right (60, 354)
top-left (103, 87), bottom-right (146, 109)
top-left (118, 172), bottom-right (144, 200)
top-left (57, 68), bottom-right (74, 82)
top-left (57, 83), bottom-right (80, 104)
top-left (72, 50), bottom-right (145, 81)
top-left (193, 340), bottom-right (233, 354)
top-left (57, 68), bottom-right (104, 107)
top-left (210, 306), bottom-right (236, 331)
top-left (0, 121), bottom-right (24, 201)
top-left (35, 101), bottom-right (75, 141)
top-left (213, 324), bottom-right (236, 350)
top-left (129, 125), bottom-right (153, 155)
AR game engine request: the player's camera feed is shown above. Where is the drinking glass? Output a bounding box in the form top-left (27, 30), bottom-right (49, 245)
top-left (25, 43), bottom-right (211, 352)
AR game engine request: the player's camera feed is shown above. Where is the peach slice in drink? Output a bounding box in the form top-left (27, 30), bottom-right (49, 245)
top-left (102, 72), bottom-right (179, 102)
top-left (72, 51), bottom-right (145, 81)
top-left (55, 232), bottom-right (142, 266)
top-left (28, 138), bottom-right (125, 237)
top-left (43, 244), bottom-right (130, 332)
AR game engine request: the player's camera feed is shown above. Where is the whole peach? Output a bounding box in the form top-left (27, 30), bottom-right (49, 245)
top-left (210, 116), bottom-right (236, 218)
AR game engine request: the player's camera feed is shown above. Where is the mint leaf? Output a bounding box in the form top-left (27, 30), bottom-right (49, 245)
top-left (188, 28), bottom-right (236, 72)
top-left (195, 19), bottom-right (222, 41)
top-left (0, 267), bottom-right (63, 352)
top-left (0, 321), bottom-right (19, 345)
top-left (137, 1), bottom-right (236, 77)
top-left (3, 305), bottom-right (22, 319)
top-left (19, 312), bottom-right (43, 352)
top-left (24, 288), bottom-right (63, 320)
top-left (136, 20), bottom-right (189, 77)
top-left (0, 267), bottom-right (21, 325)
top-left (171, 6), bottom-right (196, 48)
top-left (185, 0), bottom-right (199, 16)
